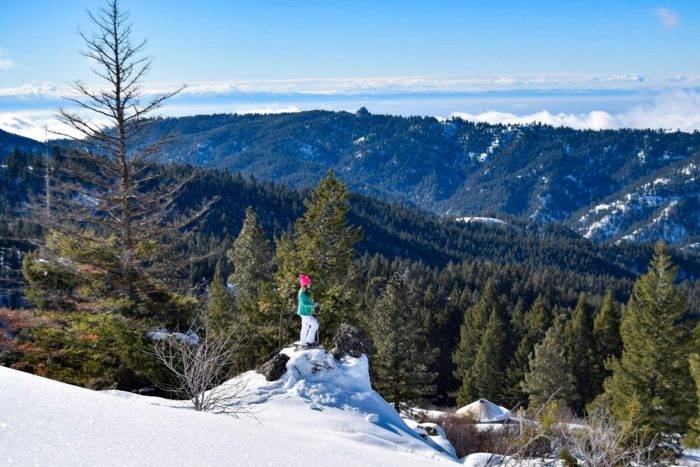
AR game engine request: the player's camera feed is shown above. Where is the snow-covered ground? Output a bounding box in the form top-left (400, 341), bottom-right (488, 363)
top-left (0, 346), bottom-right (456, 466)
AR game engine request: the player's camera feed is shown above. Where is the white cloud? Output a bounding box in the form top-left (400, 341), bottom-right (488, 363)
top-left (0, 49), bottom-right (15, 70)
top-left (0, 110), bottom-right (110, 141)
top-left (0, 104), bottom-right (300, 141)
top-left (655, 8), bottom-right (680, 28)
top-left (3, 90), bottom-right (700, 140)
top-left (450, 90), bottom-right (700, 132)
top-left (1, 73), bottom-right (699, 99)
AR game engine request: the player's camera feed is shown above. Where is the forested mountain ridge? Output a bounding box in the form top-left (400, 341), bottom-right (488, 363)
top-left (111, 110), bottom-right (700, 246)
top-left (0, 128), bottom-right (43, 159)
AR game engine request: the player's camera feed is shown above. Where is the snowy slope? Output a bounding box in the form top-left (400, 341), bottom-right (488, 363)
top-left (0, 347), bottom-right (455, 466)
top-left (574, 159), bottom-right (699, 245)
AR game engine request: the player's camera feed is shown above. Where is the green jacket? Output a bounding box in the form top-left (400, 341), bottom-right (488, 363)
top-left (297, 289), bottom-right (315, 316)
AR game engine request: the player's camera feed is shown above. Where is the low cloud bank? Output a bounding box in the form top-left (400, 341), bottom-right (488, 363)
top-left (450, 91), bottom-right (700, 132)
top-left (2, 91), bottom-right (700, 141)
top-left (0, 104), bottom-right (301, 141)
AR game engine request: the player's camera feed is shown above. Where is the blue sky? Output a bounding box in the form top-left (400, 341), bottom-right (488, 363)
top-left (1, 0), bottom-right (700, 139)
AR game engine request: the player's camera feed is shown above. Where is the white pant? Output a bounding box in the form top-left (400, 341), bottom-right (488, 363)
top-left (299, 315), bottom-right (319, 345)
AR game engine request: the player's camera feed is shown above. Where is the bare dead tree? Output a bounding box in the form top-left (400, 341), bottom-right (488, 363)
top-left (150, 323), bottom-right (250, 414)
top-left (22, 0), bottom-right (216, 315)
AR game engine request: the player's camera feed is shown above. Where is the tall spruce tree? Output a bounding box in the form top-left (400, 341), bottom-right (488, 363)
top-left (371, 271), bottom-right (436, 411)
top-left (457, 308), bottom-right (508, 405)
top-left (564, 294), bottom-right (597, 413)
top-left (592, 290), bottom-right (621, 389)
top-left (206, 260), bottom-right (235, 335)
top-left (522, 318), bottom-right (574, 409)
top-left (227, 207), bottom-right (274, 308)
top-left (452, 277), bottom-right (504, 386)
top-left (687, 353), bottom-right (700, 447)
top-left (602, 242), bottom-right (696, 440)
top-left (506, 295), bottom-right (551, 405)
top-left (275, 171), bottom-right (362, 346)
top-left (226, 207), bottom-right (276, 364)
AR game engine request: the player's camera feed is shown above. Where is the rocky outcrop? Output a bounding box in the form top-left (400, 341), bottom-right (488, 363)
top-left (257, 353), bottom-right (290, 381)
top-left (331, 323), bottom-right (372, 360)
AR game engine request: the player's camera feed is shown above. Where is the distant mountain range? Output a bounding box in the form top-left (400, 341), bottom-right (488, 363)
top-left (1, 110), bottom-right (698, 247)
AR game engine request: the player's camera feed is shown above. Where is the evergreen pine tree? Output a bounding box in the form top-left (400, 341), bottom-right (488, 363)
top-left (593, 290), bottom-right (622, 361)
top-left (371, 272), bottom-right (436, 411)
top-left (206, 260), bottom-right (235, 335)
top-left (686, 353), bottom-right (700, 447)
top-left (522, 318), bottom-right (574, 409)
top-left (564, 294), bottom-right (597, 413)
top-left (452, 277), bottom-right (503, 385)
top-left (602, 242), bottom-right (696, 440)
top-left (225, 208), bottom-right (278, 365)
top-left (457, 308), bottom-right (507, 405)
top-left (506, 295), bottom-right (550, 405)
top-left (227, 207), bottom-right (274, 308)
top-left (275, 171), bottom-right (362, 346)
top-left (592, 289), bottom-right (621, 390)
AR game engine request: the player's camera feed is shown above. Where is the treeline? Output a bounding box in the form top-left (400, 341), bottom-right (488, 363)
top-left (4, 148), bottom-right (699, 310)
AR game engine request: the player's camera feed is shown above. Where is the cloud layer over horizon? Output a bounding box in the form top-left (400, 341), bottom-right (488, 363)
top-left (1, 75), bottom-right (700, 140)
top-left (450, 91), bottom-right (700, 132)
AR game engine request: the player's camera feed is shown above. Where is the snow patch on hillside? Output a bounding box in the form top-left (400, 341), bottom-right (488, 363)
top-left (456, 216), bottom-right (509, 226)
top-left (576, 161), bottom-right (699, 243)
top-left (477, 137), bottom-right (500, 162)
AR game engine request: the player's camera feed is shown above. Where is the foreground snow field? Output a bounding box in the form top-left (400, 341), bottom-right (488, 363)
top-left (0, 347), bottom-right (456, 466)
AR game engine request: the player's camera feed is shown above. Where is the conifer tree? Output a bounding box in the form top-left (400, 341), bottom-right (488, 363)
top-left (371, 272), bottom-right (436, 411)
top-left (522, 319), bottom-right (574, 409)
top-left (592, 289), bottom-right (621, 389)
top-left (452, 277), bottom-right (503, 385)
top-left (227, 207), bottom-right (274, 307)
top-left (226, 207), bottom-right (277, 363)
top-left (457, 308), bottom-right (507, 405)
top-left (603, 243), bottom-right (696, 440)
top-left (686, 353), bottom-right (700, 448)
top-left (206, 260), bottom-right (234, 335)
top-left (564, 294), bottom-right (597, 413)
top-left (275, 171), bottom-right (362, 345)
top-left (22, 0), bottom-right (212, 321)
top-left (506, 295), bottom-right (550, 405)
top-left (593, 290), bottom-right (622, 361)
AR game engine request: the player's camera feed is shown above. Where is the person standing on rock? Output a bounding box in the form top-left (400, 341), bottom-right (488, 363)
top-left (297, 274), bottom-right (319, 349)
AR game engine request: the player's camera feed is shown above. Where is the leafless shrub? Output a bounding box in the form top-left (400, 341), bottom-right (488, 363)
top-left (556, 407), bottom-right (659, 466)
top-left (433, 413), bottom-right (519, 459)
top-left (150, 323), bottom-right (250, 415)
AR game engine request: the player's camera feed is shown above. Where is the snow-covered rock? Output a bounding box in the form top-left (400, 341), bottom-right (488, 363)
top-left (404, 418), bottom-right (456, 458)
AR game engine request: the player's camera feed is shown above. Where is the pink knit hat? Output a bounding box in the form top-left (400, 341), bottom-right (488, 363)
top-left (299, 274), bottom-right (311, 287)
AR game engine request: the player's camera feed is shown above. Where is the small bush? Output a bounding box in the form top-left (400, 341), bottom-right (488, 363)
top-left (433, 413), bottom-right (514, 458)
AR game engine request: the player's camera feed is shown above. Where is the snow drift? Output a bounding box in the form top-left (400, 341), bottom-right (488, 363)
top-left (0, 345), bottom-right (456, 466)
